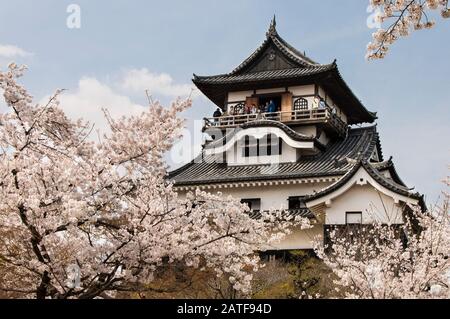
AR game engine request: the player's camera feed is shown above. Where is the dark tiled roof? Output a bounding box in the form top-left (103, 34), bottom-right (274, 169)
top-left (169, 126), bottom-right (380, 186)
top-left (363, 161), bottom-right (417, 197)
top-left (193, 64), bottom-right (336, 85)
top-left (248, 208), bottom-right (315, 220)
top-left (370, 156), bottom-right (407, 187)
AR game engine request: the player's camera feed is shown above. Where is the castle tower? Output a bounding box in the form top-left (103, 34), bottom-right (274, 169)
top-left (169, 18), bottom-right (424, 250)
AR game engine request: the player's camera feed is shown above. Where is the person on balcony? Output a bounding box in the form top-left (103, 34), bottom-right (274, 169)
top-left (213, 108), bottom-right (222, 126)
top-left (312, 96), bottom-right (320, 109)
top-left (213, 108), bottom-right (222, 118)
top-left (265, 100), bottom-right (277, 120)
top-left (319, 97), bottom-right (326, 109)
top-left (260, 102), bottom-right (268, 113)
top-left (267, 100), bottom-right (276, 113)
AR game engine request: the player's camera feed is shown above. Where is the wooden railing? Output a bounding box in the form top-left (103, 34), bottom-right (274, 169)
top-left (203, 108), bottom-right (348, 136)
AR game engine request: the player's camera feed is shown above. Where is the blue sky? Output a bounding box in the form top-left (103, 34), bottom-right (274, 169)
top-left (0, 0), bottom-right (449, 204)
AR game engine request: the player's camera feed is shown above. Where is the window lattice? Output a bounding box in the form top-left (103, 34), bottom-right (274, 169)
top-left (294, 97), bottom-right (308, 110)
top-left (231, 102), bottom-right (245, 114)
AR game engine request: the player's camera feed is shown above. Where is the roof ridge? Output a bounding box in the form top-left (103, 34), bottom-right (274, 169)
top-left (362, 161), bottom-right (415, 194)
top-left (193, 64), bottom-right (337, 82)
top-left (229, 17), bottom-right (322, 75)
top-left (271, 34), bottom-right (318, 66)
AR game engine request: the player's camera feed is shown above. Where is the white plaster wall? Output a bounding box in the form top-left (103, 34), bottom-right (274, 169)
top-left (317, 131), bottom-right (330, 145)
top-left (228, 91), bottom-right (253, 102)
top-left (175, 183), bottom-right (333, 250)
top-left (176, 182), bottom-right (332, 211)
top-left (227, 140), bottom-right (298, 166)
top-left (176, 183), bottom-right (327, 250)
top-left (325, 184), bottom-right (405, 225)
top-left (212, 182), bottom-right (331, 211)
top-left (255, 87), bottom-right (285, 95)
top-left (289, 85), bottom-right (314, 96)
top-left (318, 86), bottom-right (326, 100)
top-left (293, 125), bottom-right (317, 137)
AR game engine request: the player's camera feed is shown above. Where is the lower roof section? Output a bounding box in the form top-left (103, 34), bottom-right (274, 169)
top-left (168, 125), bottom-right (381, 186)
top-left (248, 208), bottom-right (315, 220)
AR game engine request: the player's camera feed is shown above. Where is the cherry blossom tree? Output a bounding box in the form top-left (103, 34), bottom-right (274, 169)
top-left (315, 190), bottom-right (449, 299)
top-left (367, 0), bottom-right (449, 59)
top-left (0, 64), bottom-right (309, 299)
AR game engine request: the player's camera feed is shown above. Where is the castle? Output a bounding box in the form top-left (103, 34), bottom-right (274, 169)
top-left (169, 18), bottom-right (424, 250)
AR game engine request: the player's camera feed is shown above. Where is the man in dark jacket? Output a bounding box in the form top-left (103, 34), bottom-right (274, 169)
top-left (213, 108), bottom-right (222, 118)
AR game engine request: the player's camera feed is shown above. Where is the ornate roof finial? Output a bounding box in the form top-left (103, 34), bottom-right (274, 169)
top-left (266, 15), bottom-right (277, 37)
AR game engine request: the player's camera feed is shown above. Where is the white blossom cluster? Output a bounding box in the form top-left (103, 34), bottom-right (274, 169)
top-left (315, 194), bottom-right (450, 299)
top-left (0, 64), bottom-right (310, 299)
top-left (367, 0), bottom-right (449, 59)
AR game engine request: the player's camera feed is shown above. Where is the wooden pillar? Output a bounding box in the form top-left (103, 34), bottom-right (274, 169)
top-left (281, 92), bottom-right (293, 121)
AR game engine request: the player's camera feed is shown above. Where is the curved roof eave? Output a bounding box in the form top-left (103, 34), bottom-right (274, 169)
top-left (326, 63), bottom-right (377, 124)
top-left (304, 160), bottom-right (422, 204)
top-left (203, 121), bottom-right (319, 156)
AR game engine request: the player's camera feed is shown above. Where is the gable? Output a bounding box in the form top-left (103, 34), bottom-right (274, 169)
top-left (242, 42), bottom-right (300, 73)
top-left (324, 184), bottom-right (405, 225)
top-left (305, 165), bottom-right (419, 209)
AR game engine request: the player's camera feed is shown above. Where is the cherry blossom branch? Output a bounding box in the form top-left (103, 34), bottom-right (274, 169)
top-left (367, 0), bottom-right (450, 59)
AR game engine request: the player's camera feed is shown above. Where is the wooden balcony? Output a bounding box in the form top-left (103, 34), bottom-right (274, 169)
top-left (203, 108), bottom-right (348, 137)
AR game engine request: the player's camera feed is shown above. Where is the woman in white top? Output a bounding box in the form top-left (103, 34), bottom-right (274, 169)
top-left (312, 96), bottom-right (320, 109)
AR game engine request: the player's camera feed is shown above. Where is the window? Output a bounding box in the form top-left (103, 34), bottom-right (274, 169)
top-left (288, 196), bottom-right (305, 210)
top-left (242, 135), bottom-right (282, 157)
top-left (242, 136), bottom-right (258, 157)
top-left (294, 97), bottom-right (308, 111)
top-left (258, 134), bottom-right (282, 157)
top-left (241, 198), bottom-right (261, 211)
top-left (227, 102), bottom-right (246, 115)
top-left (346, 212), bottom-right (362, 225)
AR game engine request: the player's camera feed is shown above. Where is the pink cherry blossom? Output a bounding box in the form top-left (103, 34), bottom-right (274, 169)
top-left (0, 64), bottom-right (310, 299)
top-left (367, 0), bottom-right (449, 59)
top-left (315, 189), bottom-right (449, 299)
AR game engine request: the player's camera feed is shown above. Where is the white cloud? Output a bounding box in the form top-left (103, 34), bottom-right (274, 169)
top-left (37, 69), bottom-right (203, 164)
top-left (54, 77), bottom-right (147, 137)
top-left (120, 68), bottom-right (199, 98)
top-left (0, 44), bottom-right (32, 58)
